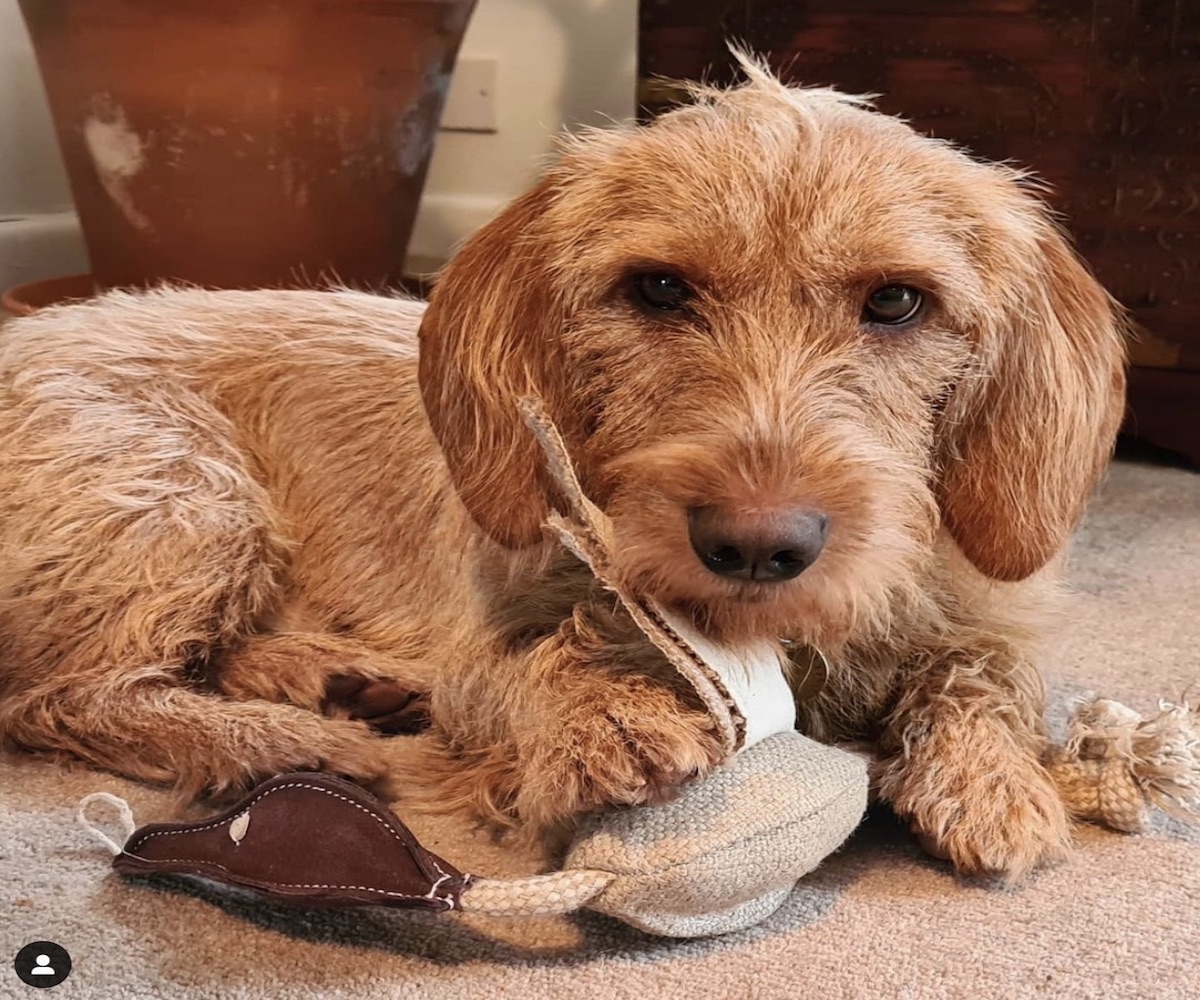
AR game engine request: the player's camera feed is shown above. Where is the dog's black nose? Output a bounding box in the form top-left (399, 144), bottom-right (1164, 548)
top-left (687, 506), bottom-right (828, 583)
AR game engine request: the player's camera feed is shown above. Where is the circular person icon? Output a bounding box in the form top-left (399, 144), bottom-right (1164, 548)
top-left (13, 942), bottom-right (72, 989)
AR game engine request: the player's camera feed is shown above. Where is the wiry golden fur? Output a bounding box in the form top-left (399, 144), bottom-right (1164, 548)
top-left (0, 61), bottom-right (1125, 880)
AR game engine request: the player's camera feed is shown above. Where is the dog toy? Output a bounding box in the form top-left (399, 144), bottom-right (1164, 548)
top-left (75, 401), bottom-right (1199, 938)
top-left (1047, 696), bottom-right (1200, 832)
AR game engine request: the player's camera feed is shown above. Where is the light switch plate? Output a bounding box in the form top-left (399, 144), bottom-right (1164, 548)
top-left (440, 57), bottom-right (498, 133)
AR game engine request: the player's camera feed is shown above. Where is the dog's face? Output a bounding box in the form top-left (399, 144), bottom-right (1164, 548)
top-left (419, 62), bottom-right (1126, 645)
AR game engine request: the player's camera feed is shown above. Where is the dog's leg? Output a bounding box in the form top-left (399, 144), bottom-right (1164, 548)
top-left (874, 647), bottom-right (1072, 881)
top-left (213, 633), bottom-right (432, 735)
top-left (2, 683), bottom-right (394, 800)
top-left (0, 386), bottom-right (393, 798)
top-left (424, 604), bottom-right (724, 840)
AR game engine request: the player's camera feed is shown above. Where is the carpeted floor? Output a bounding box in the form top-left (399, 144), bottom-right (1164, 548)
top-left (2, 456), bottom-right (1197, 1000)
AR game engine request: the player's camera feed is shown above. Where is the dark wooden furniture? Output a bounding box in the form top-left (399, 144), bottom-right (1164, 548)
top-left (639, 0), bottom-right (1200, 465)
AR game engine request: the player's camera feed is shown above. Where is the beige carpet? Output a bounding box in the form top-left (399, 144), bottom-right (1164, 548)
top-left (2, 456), bottom-right (1197, 1000)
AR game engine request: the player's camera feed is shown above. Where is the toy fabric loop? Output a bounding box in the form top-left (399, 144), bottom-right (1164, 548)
top-left (77, 792), bottom-right (137, 857)
top-left (521, 397), bottom-right (798, 757)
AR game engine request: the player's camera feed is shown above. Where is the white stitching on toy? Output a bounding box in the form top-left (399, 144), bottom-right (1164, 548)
top-left (125, 856), bottom-right (455, 904)
top-left (131, 782), bottom-right (407, 850)
top-left (426, 872), bottom-right (453, 908)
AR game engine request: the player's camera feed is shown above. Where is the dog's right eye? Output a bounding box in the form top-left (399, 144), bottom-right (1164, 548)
top-left (631, 273), bottom-right (693, 312)
top-left (863, 285), bottom-right (924, 326)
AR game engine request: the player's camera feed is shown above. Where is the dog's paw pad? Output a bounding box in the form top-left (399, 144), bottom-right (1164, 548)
top-left (322, 674), bottom-right (431, 734)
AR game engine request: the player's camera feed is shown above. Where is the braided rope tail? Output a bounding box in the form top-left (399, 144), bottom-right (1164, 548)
top-left (1046, 695), bottom-right (1200, 833)
top-left (457, 870), bottom-right (617, 917)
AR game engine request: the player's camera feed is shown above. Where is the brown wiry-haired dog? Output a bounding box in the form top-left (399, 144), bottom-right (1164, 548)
top-left (0, 59), bottom-right (1124, 880)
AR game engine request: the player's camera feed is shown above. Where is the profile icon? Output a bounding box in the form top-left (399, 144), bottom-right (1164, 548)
top-left (13, 941), bottom-right (71, 988)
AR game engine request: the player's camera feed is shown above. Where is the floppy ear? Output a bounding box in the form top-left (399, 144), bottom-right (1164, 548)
top-left (937, 215), bottom-right (1127, 581)
top-left (418, 180), bottom-right (577, 548)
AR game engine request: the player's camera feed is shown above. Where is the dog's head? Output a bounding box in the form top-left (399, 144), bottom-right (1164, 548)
top-left (418, 55), bottom-right (1126, 644)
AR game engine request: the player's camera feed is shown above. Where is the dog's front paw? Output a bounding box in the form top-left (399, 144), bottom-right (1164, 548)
top-left (323, 673), bottom-right (431, 734)
top-left (909, 765), bottom-right (1073, 882)
top-left (215, 633), bottom-right (430, 735)
top-left (881, 719), bottom-right (1073, 882)
top-left (517, 679), bottom-right (724, 829)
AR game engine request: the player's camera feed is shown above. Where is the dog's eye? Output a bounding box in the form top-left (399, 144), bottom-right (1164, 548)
top-left (632, 273), bottom-right (693, 312)
top-left (863, 285), bottom-right (923, 326)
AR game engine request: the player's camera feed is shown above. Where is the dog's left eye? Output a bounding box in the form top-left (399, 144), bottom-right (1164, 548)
top-left (863, 285), bottom-right (923, 326)
top-left (631, 273), bottom-right (693, 312)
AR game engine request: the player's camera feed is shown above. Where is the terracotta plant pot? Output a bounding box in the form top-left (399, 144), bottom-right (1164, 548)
top-left (17, 0), bottom-right (476, 291)
top-left (1, 273), bottom-right (97, 316)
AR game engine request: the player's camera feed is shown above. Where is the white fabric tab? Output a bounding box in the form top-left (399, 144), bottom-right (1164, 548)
top-left (655, 608), bottom-right (796, 750)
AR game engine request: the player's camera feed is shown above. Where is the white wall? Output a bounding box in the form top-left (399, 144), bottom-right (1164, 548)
top-left (0, 0), bottom-right (637, 287)
top-left (0, 0), bottom-right (89, 290)
top-left (412, 0), bottom-right (637, 261)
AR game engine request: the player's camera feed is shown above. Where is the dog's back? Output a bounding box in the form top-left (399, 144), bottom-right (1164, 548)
top-left (0, 287), bottom-right (466, 795)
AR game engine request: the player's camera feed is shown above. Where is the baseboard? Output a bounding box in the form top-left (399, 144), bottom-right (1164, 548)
top-left (0, 212), bottom-right (89, 291)
top-left (1124, 366), bottom-right (1200, 467)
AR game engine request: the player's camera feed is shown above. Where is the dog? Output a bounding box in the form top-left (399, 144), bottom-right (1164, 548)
top-left (0, 57), bottom-right (1125, 881)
